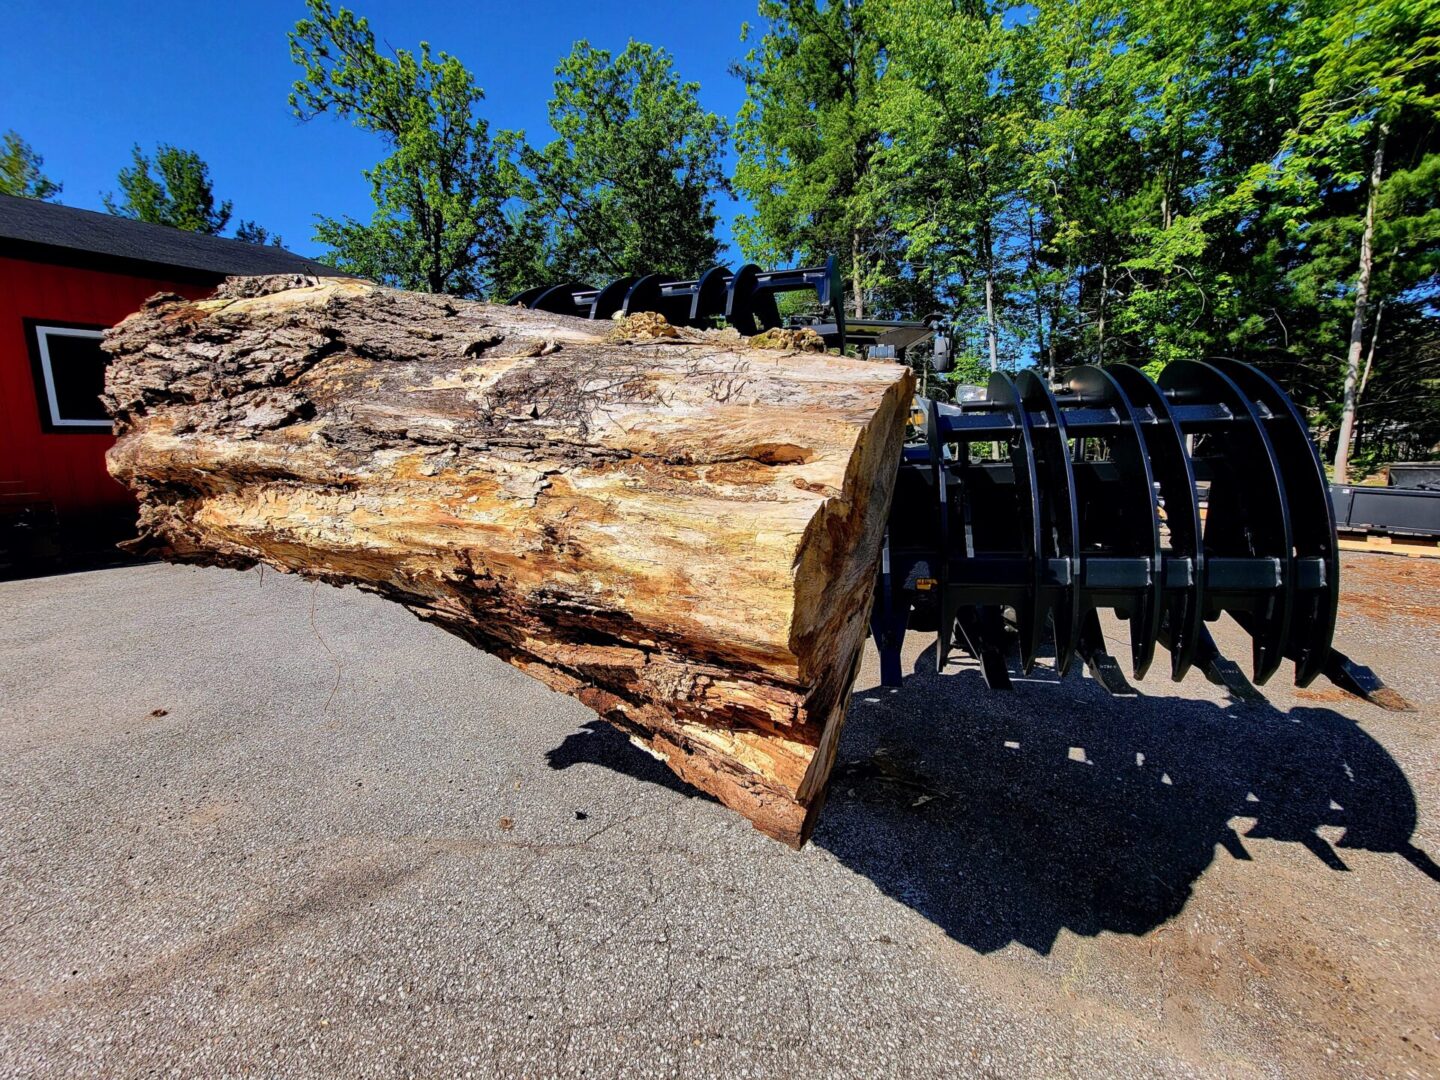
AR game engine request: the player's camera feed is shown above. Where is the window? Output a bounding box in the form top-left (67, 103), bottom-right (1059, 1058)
top-left (25, 320), bottom-right (111, 432)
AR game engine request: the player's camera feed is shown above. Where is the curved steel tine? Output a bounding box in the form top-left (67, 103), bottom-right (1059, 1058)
top-left (621, 274), bottom-right (666, 318)
top-left (1066, 366), bottom-right (1163, 679)
top-left (987, 372), bottom-right (1044, 673)
top-left (1016, 369), bottom-right (1079, 673)
top-left (1109, 364), bottom-right (1205, 680)
top-left (509, 284), bottom-right (551, 308)
top-left (751, 288), bottom-right (783, 331)
top-left (956, 606), bottom-right (1013, 689)
top-left (591, 276), bottom-right (638, 320)
top-left (691, 266), bottom-right (731, 324)
top-left (1209, 359), bottom-right (1338, 686)
top-left (529, 281), bottom-right (591, 317)
top-left (928, 398), bottom-right (956, 671)
top-left (1076, 610), bottom-right (1137, 696)
top-left (726, 264), bottom-right (761, 335)
top-left (1160, 360), bottom-right (1294, 685)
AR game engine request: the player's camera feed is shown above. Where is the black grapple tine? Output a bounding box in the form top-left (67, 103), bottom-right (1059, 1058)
top-left (955, 606), bottom-right (1013, 690)
top-left (1193, 625), bottom-right (1268, 704)
top-left (1160, 361), bottom-right (1294, 685)
top-left (1075, 610), bottom-right (1136, 696)
top-left (725, 264), bottom-right (762, 335)
top-left (528, 281), bottom-right (593, 317)
top-left (1321, 648), bottom-right (1416, 712)
top-left (870, 530), bottom-right (908, 688)
top-left (1066, 365), bottom-right (1163, 680)
top-left (1017, 369), bottom-right (1080, 674)
top-left (928, 399), bottom-right (957, 672)
top-left (509, 284), bottom-right (552, 307)
top-left (622, 274), bottom-right (667, 318)
top-left (591, 275), bottom-right (639, 320)
top-left (987, 372), bottom-right (1044, 673)
top-left (1209, 359), bottom-right (1338, 687)
top-left (1108, 364), bottom-right (1205, 681)
top-left (690, 266), bottom-right (731, 325)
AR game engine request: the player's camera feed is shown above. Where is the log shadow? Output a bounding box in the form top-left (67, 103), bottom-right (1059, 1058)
top-left (547, 720), bottom-right (718, 804)
top-left (545, 644), bottom-right (1437, 955)
top-left (817, 644), bottom-right (1439, 953)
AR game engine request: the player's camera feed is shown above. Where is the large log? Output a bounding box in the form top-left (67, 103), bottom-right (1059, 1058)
top-left (103, 276), bottom-right (914, 846)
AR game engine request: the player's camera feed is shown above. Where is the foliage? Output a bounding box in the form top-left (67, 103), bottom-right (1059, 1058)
top-left (234, 219), bottom-right (283, 246)
top-left (731, 1), bottom-right (911, 318)
top-left (495, 40), bottom-right (728, 295)
top-left (103, 144), bottom-right (232, 233)
top-left (734, 0), bottom-right (1440, 463)
top-left (0, 131), bottom-right (62, 201)
top-left (1268, 0), bottom-right (1440, 469)
top-left (289, 0), bottom-right (516, 295)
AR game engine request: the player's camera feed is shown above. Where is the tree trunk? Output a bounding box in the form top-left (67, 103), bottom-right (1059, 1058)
top-left (102, 276), bottom-right (914, 847)
top-left (1097, 261), bottom-right (1108, 366)
top-left (1359, 298), bottom-right (1383, 400)
top-left (1025, 211), bottom-right (1051, 383)
top-left (983, 222), bottom-right (999, 373)
top-left (851, 233), bottom-right (865, 320)
top-left (984, 277), bottom-right (999, 374)
top-left (1334, 124), bottom-right (1387, 484)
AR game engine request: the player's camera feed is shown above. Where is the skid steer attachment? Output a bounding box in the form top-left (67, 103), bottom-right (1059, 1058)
top-left (518, 263), bottom-right (1406, 711)
top-left (513, 257), bottom-right (849, 350)
top-left (871, 362), bottom-right (1406, 709)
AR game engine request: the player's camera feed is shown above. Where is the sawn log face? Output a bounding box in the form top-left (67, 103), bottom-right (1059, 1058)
top-left (103, 276), bottom-right (914, 845)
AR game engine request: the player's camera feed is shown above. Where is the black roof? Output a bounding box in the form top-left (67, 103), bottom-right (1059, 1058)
top-left (0, 193), bottom-right (338, 280)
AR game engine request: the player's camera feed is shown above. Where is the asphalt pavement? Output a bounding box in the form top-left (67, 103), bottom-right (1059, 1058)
top-left (1, 554), bottom-right (1437, 1078)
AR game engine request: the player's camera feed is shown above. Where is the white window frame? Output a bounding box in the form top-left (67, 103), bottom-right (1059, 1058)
top-left (32, 324), bottom-right (109, 429)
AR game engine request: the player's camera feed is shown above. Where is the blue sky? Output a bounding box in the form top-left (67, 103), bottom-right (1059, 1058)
top-left (2, 0), bottom-right (759, 260)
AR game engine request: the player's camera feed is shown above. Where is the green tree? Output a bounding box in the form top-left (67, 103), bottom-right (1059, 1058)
top-left (729, 0), bottom-right (1440, 463)
top-left (0, 131), bottom-right (62, 201)
top-left (289, 0), bottom-right (516, 295)
top-left (233, 219), bottom-right (284, 247)
top-left (874, 0), bottom-right (1038, 369)
top-left (103, 144), bottom-right (232, 233)
top-left (733, 1), bottom-right (907, 318)
top-left (1274, 0), bottom-right (1440, 480)
top-left (501, 40), bottom-right (728, 291)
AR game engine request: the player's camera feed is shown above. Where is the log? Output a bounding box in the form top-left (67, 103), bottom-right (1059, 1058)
top-left (102, 276), bottom-right (914, 846)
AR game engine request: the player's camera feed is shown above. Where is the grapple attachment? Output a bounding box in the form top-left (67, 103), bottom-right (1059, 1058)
top-left (871, 360), bottom-right (1402, 708)
top-left (516, 261), bottom-right (1402, 710)
top-left (511, 257), bottom-right (847, 348)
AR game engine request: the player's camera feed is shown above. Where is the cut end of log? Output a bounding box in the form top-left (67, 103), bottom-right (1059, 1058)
top-left (103, 276), bottom-right (914, 845)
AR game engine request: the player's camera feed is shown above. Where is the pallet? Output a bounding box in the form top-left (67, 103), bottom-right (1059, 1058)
top-left (1337, 531), bottom-right (1440, 558)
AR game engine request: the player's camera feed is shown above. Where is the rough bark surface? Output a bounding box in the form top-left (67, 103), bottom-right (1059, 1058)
top-left (103, 276), bottom-right (914, 846)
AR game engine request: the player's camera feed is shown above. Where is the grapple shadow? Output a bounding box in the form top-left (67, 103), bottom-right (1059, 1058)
top-left (546, 643), bottom-right (1436, 954)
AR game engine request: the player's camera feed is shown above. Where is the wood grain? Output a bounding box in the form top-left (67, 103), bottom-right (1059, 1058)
top-left (103, 275), bottom-right (914, 845)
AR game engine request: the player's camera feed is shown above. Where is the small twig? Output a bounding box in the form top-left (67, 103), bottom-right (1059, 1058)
top-left (309, 579), bottom-right (343, 715)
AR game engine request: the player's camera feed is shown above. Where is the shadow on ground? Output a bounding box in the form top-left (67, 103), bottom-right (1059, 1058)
top-left (547, 644), bottom-right (1438, 954)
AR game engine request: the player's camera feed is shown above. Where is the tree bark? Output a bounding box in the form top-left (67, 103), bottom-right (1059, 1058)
top-left (1334, 124), bottom-right (1387, 484)
top-left (983, 222), bottom-right (999, 373)
top-left (102, 276), bottom-right (914, 847)
top-left (1359, 298), bottom-right (1383, 400)
top-left (1097, 261), bottom-right (1108, 366)
top-left (1025, 210), bottom-right (1051, 383)
top-left (851, 233), bottom-right (865, 320)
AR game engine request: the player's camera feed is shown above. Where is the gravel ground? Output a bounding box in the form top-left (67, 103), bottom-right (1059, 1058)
top-left (1, 552), bottom-right (1436, 1079)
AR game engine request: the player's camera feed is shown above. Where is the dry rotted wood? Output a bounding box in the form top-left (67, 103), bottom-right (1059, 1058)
top-left (103, 276), bottom-right (914, 846)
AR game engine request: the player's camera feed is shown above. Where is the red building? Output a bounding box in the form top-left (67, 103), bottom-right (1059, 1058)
top-left (0, 194), bottom-right (335, 568)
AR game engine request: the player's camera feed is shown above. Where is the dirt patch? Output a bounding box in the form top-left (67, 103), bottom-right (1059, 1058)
top-left (1338, 555), bottom-right (1440, 624)
top-left (1294, 686), bottom-right (1355, 704)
